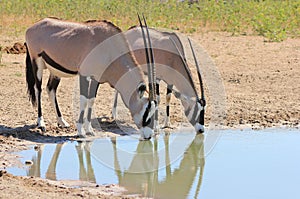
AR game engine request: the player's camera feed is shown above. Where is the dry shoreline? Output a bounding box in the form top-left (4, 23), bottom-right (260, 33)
top-left (1, 32), bottom-right (299, 198)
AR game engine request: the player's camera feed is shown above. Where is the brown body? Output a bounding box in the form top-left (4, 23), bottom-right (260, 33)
top-left (113, 27), bottom-right (206, 132)
top-left (25, 18), bottom-right (155, 138)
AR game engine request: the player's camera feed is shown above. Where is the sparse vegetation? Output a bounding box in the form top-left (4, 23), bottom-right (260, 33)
top-left (0, 0), bottom-right (300, 41)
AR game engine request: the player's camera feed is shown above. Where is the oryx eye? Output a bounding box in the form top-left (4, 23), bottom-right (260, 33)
top-left (137, 83), bottom-right (146, 98)
top-left (198, 99), bottom-right (206, 107)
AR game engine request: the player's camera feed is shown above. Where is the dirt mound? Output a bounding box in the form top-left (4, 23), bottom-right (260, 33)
top-left (2, 42), bottom-right (26, 54)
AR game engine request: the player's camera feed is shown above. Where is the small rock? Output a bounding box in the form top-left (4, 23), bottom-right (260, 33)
top-left (34, 145), bottom-right (40, 151)
top-left (25, 160), bottom-right (33, 165)
top-left (0, 170), bottom-right (7, 177)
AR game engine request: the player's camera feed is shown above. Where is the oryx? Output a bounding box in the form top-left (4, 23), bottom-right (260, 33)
top-left (25, 17), bottom-right (156, 139)
top-left (113, 26), bottom-right (206, 133)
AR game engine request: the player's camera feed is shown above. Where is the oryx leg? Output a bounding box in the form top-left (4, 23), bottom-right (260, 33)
top-left (164, 84), bottom-right (173, 128)
top-left (112, 90), bottom-right (118, 119)
top-left (33, 58), bottom-right (46, 132)
top-left (46, 143), bottom-right (64, 180)
top-left (77, 75), bottom-right (89, 137)
top-left (46, 74), bottom-right (70, 128)
top-left (84, 78), bottom-right (99, 135)
top-left (154, 80), bottom-right (160, 132)
top-left (77, 75), bottom-right (99, 137)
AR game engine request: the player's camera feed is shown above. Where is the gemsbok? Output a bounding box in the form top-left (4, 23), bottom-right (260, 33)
top-left (113, 26), bottom-right (206, 133)
top-left (25, 17), bottom-right (156, 139)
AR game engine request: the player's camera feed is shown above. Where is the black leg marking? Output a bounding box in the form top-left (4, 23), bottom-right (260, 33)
top-left (47, 75), bottom-right (62, 117)
top-left (167, 85), bottom-right (173, 95)
top-left (78, 111), bottom-right (85, 124)
top-left (155, 82), bottom-right (160, 122)
top-left (89, 78), bottom-right (100, 99)
top-left (31, 59), bottom-right (45, 131)
top-left (79, 75), bottom-right (89, 98)
top-left (87, 78), bottom-right (99, 124)
top-left (156, 82), bottom-right (160, 99)
top-left (166, 85), bottom-right (173, 118)
top-left (32, 60), bottom-right (43, 119)
top-left (166, 106), bottom-right (170, 117)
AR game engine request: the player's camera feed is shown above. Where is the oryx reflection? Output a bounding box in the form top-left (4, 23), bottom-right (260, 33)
top-left (28, 142), bottom-right (95, 183)
top-left (26, 133), bottom-right (205, 198)
top-left (113, 134), bottom-right (205, 198)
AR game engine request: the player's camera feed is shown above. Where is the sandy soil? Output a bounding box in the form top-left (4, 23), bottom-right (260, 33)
top-left (0, 32), bottom-right (299, 198)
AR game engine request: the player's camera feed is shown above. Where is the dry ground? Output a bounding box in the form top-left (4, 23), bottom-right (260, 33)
top-left (0, 32), bottom-right (299, 198)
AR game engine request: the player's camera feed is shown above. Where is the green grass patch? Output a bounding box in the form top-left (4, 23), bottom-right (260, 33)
top-left (14, 72), bottom-right (22, 77)
top-left (1, 0), bottom-right (300, 42)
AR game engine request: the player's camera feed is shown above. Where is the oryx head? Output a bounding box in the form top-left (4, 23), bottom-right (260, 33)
top-left (133, 14), bottom-right (157, 140)
top-left (172, 37), bottom-right (206, 133)
top-left (132, 82), bottom-right (156, 139)
top-left (188, 38), bottom-right (206, 133)
top-left (182, 96), bottom-right (206, 133)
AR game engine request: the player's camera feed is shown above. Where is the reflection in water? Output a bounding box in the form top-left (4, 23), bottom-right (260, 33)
top-left (114, 134), bottom-right (205, 198)
top-left (28, 142), bottom-right (96, 183)
top-left (21, 133), bottom-right (205, 198)
top-left (10, 128), bottom-right (300, 199)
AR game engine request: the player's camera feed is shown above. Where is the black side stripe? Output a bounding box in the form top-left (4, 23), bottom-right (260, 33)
top-left (38, 51), bottom-right (78, 75)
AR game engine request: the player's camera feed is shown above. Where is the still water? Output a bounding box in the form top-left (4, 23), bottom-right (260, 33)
top-left (7, 128), bottom-right (300, 199)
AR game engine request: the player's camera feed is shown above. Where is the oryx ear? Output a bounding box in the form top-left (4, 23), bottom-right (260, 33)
top-left (138, 83), bottom-right (146, 98)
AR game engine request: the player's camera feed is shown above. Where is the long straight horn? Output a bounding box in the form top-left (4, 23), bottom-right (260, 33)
top-left (138, 14), bottom-right (154, 101)
top-left (169, 37), bottom-right (199, 100)
top-left (188, 38), bottom-right (205, 100)
top-left (142, 14), bottom-right (156, 101)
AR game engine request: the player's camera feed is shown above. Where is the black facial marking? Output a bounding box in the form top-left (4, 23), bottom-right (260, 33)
top-left (142, 102), bottom-right (152, 126)
top-left (199, 109), bottom-right (205, 125)
top-left (197, 99), bottom-right (205, 125)
top-left (138, 83), bottom-right (146, 92)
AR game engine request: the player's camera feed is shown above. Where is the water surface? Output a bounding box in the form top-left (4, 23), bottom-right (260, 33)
top-left (7, 128), bottom-right (300, 199)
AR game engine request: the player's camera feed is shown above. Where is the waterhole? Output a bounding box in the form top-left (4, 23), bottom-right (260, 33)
top-left (7, 128), bottom-right (300, 199)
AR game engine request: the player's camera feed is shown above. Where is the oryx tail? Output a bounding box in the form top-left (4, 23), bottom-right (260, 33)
top-left (25, 43), bottom-right (36, 106)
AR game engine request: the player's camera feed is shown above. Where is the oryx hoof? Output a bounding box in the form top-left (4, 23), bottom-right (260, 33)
top-left (57, 123), bottom-right (70, 128)
top-left (154, 121), bottom-right (160, 132)
top-left (83, 119), bottom-right (95, 136)
top-left (76, 123), bottom-right (86, 137)
top-left (38, 126), bottom-right (46, 132)
top-left (57, 117), bottom-right (70, 128)
top-left (86, 131), bottom-right (95, 136)
top-left (153, 132), bottom-right (160, 139)
top-left (139, 136), bottom-right (152, 141)
top-left (37, 117), bottom-right (46, 132)
top-left (162, 125), bottom-right (173, 129)
top-left (75, 134), bottom-right (86, 139)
